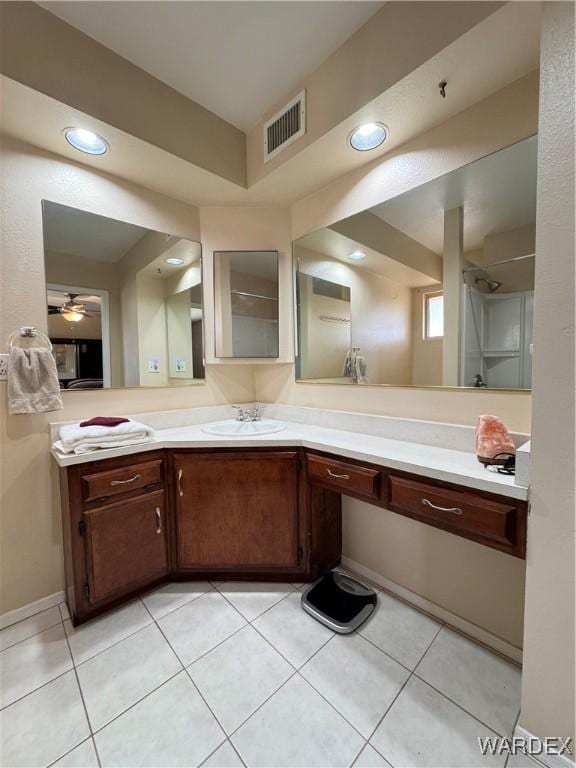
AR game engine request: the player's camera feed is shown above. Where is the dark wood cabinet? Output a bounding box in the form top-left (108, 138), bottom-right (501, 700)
top-left (174, 451), bottom-right (302, 572)
top-left (59, 444), bottom-right (526, 625)
top-left (83, 490), bottom-right (169, 603)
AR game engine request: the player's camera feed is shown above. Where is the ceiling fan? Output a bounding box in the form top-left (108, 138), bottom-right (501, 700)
top-left (48, 293), bottom-right (93, 322)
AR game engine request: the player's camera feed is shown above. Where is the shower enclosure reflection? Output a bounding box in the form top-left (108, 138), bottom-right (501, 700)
top-left (294, 135), bottom-right (537, 389)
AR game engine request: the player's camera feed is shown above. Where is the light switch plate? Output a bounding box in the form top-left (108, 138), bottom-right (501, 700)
top-left (0, 353), bottom-right (8, 380)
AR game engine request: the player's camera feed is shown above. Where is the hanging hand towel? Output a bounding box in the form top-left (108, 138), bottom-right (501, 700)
top-left (7, 347), bottom-right (63, 415)
top-left (54, 419), bottom-right (155, 455)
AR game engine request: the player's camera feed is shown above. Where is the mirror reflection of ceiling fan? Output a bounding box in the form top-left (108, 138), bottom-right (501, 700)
top-left (48, 293), bottom-right (94, 322)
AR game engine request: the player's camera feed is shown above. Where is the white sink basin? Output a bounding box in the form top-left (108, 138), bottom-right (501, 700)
top-left (201, 419), bottom-right (287, 436)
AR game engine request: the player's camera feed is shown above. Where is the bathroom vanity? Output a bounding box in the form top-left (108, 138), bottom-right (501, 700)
top-left (55, 422), bottom-right (528, 625)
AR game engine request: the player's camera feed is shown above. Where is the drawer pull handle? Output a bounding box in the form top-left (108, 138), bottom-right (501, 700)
top-left (110, 474), bottom-right (141, 486)
top-left (422, 498), bottom-right (463, 515)
top-left (327, 468), bottom-right (350, 480)
top-left (155, 507), bottom-right (162, 535)
top-left (178, 468), bottom-right (184, 497)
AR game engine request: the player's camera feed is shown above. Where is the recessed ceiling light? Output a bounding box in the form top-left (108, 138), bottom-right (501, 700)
top-left (64, 128), bottom-right (109, 155)
top-left (165, 257), bottom-right (185, 266)
top-left (348, 251), bottom-right (366, 261)
top-left (349, 122), bottom-right (387, 152)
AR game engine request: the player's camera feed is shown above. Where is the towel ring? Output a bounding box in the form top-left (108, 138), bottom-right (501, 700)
top-left (8, 327), bottom-right (53, 352)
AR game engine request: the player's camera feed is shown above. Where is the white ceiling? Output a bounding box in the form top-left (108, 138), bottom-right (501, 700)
top-left (296, 229), bottom-right (437, 288)
top-left (47, 289), bottom-right (102, 311)
top-left (39, 1), bottom-right (383, 131)
top-left (43, 201), bottom-right (148, 261)
top-left (371, 135), bottom-right (538, 254)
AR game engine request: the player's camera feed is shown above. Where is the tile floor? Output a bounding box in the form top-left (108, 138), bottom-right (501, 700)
top-left (0, 574), bottom-right (526, 768)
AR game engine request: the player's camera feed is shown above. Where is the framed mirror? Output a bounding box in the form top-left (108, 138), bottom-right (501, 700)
top-left (294, 136), bottom-right (537, 389)
top-left (42, 202), bottom-right (204, 389)
top-left (214, 250), bottom-right (279, 358)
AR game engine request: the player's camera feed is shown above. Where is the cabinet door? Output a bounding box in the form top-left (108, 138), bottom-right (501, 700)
top-left (175, 452), bottom-right (300, 570)
top-left (83, 490), bottom-right (168, 602)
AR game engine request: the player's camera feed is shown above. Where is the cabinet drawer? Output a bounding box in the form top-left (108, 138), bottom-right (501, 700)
top-left (81, 460), bottom-right (162, 504)
top-left (307, 454), bottom-right (380, 499)
top-left (388, 475), bottom-right (518, 548)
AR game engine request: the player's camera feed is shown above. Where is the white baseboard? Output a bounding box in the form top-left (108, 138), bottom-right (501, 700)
top-left (0, 591), bottom-right (65, 630)
top-left (513, 725), bottom-right (575, 768)
top-left (341, 556), bottom-right (523, 663)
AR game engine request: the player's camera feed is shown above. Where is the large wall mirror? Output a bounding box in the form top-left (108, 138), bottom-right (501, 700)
top-left (42, 202), bottom-right (204, 389)
top-left (214, 250), bottom-right (279, 358)
top-left (295, 136), bottom-right (537, 389)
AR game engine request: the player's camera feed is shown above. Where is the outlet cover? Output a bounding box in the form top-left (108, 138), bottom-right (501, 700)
top-left (0, 353), bottom-right (8, 380)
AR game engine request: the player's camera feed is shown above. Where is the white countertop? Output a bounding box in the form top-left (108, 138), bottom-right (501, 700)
top-left (51, 419), bottom-right (528, 501)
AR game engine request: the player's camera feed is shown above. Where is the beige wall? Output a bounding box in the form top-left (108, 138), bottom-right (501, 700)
top-left (0, 1), bottom-right (246, 187)
top-left (291, 71), bottom-right (539, 239)
top-left (519, 1), bottom-right (575, 744)
top-left (0, 139), bottom-right (254, 614)
top-left (411, 287), bottom-right (443, 386)
top-left (297, 246), bottom-right (413, 385)
top-left (136, 272), bottom-right (169, 387)
top-left (247, 1), bottom-right (502, 184)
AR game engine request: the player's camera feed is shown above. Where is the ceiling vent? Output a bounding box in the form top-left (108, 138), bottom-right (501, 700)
top-left (263, 90), bottom-right (306, 162)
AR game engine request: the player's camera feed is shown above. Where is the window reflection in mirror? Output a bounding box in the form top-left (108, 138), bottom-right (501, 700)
top-left (214, 250), bottom-right (279, 358)
top-left (42, 202), bottom-right (204, 389)
top-left (294, 135), bottom-right (537, 390)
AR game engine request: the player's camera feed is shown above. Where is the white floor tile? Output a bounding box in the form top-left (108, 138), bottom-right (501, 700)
top-left (77, 623), bottom-right (181, 731)
top-left (190, 625), bottom-right (293, 734)
top-left (252, 592), bottom-right (332, 668)
top-left (95, 671), bottom-right (225, 767)
top-left (215, 582), bottom-right (295, 621)
top-left (0, 671), bottom-right (89, 768)
top-left (0, 623), bottom-right (72, 708)
top-left (354, 744), bottom-right (392, 767)
top-left (415, 628), bottom-right (521, 736)
top-left (202, 741), bottom-right (244, 767)
top-left (142, 581), bottom-right (212, 620)
top-left (64, 600), bottom-right (152, 665)
top-left (370, 677), bottom-right (505, 768)
top-left (231, 675), bottom-right (365, 767)
top-left (52, 738), bottom-right (100, 767)
top-left (158, 591), bottom-right (246, 666)
top-left (359, 592), bottom-right (441, 669)
top-left (0, 606), bottom-right (62, 652)
top-left (301, 633), bottom-right (409, 738)
top-left (507, 754), bottom-right (544, 767)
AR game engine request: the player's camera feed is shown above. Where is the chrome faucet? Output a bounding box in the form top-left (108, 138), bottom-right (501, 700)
top-left (232, 405), bottom-right (261, 422)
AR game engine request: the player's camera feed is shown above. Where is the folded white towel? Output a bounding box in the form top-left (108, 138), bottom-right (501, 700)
top-left (54, 419), bottom-right (155, 455)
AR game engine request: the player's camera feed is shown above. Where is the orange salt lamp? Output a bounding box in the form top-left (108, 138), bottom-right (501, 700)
top-left (475, 414), bottom-right (516, 465)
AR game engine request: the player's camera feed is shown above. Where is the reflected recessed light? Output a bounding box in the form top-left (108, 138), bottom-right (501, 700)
top-left (349, 122), bottom-right (387, 151)
top-left (64, 128), bottom-right (109, 155)
top-left (348, 251), bottom-right (366, 261)
top-left (165, 257), bottom-right (185, 265)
